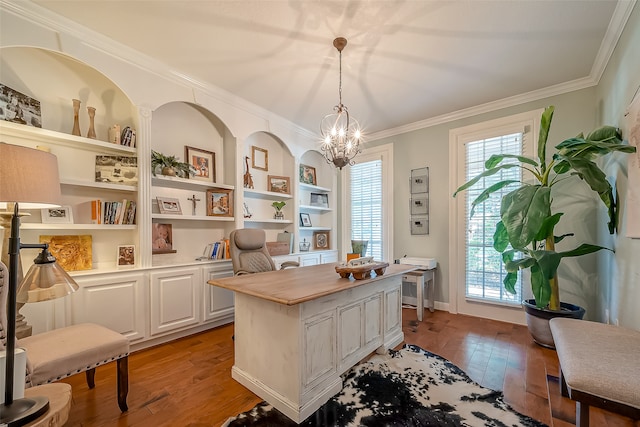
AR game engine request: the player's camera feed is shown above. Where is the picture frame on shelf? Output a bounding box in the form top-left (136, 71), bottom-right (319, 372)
top-left (95, 155), bottom-right (138, 186)
top-left (206, 188), bottom-right (234, 217)
top-left (267, 175), bottom-right (291, 194)
top-left (313, 231), bottom-right (330, 250)
top-left (299, 164), bottom-right (317, 185)
top-left (0, 83), bottom-right (42, 128)
top-left (252, 146), bottom-right (268, 171)
top-left (39, 234), bottom-right (92, 271)
top-left (40, 205), bottom-right (74, 224)
top-left (185, 146), bottom-right (216, 183)
top-left (152, 223), bottom-right (176, 253)
top-left (156, 197), bottom-right (182, 215)
top-left (300, 212), bottom-right (312, 227)
top-left (310, 192), bottom-right (329, 208)
top-left (116, 245), bottom-right (135, 268)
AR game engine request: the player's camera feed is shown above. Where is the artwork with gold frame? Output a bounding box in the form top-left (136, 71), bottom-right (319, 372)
top-left (251, 146), bottom-right (268, 171)
top-left (313, 231), bottom-right (330, 250)
top-left (207, 188), bottom-right (234, 217)
top-left (38, 234), bottom-right (92, 271)
top-left (185, 145), bottom-right (215, 183)
top-left (267, 175), bottom-right (290, 194)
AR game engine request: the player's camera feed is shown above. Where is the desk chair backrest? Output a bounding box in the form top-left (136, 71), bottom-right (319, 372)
top-left (229, 229), bottom-right (276, 275)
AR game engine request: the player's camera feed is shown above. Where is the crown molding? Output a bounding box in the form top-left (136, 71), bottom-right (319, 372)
top-left (0, 0), bottom-right (315, 141)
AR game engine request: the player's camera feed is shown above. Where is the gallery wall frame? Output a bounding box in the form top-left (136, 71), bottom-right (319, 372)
top-left (299, 164), bottom-right (317, 185)
top-left (268, 175), bottom-right (291, 194)
top-left (207, 188), bottom-right (234, 217)
top-left (185, 145), bottom-right (215, 183)
top-left (252, 146), bottom-right (268, 171)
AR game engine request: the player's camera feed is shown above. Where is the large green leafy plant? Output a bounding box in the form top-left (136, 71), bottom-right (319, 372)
top-left (454, 106), bottom-right (635, 311)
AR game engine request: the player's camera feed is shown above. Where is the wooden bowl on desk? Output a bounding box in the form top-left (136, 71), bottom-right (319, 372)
top-left (335, 262), bottom-right (389, 280)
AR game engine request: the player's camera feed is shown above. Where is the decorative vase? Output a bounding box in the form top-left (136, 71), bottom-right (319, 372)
top-left (161, 166), bottom-right (176, 177)
top-left (274, 211), bottom-right (284, 220)
top-left (71, 99), bottom-right (81, 136)
top-left (351, 240), bottom-right (368, 256)
top-left (86, 106), bottom-right (97, 139)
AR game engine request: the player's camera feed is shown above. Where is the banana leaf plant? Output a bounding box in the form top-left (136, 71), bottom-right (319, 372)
top-left (453, 106), bottom-right (636, 311)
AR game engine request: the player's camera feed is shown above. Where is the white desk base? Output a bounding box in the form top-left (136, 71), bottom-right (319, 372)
top-left (402, 269), bottom-right (435, 321)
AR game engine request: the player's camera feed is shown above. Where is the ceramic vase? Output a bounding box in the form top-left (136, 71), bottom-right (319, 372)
top-left (71, 99), bottom-right (81, 136)
top-left (86, 106), bottom-right (96, 139)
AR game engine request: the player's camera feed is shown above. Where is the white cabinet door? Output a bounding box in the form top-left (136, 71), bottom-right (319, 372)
top-left (300, 253), bottom-right (321, 267)
top-left (202, 263), bottom-right (235, 323)
top-left (149, 267), bottom-right (201, 336)
top-left (71, 272), bottom-right (146, 342)
top-left (302, 310), bottom-right (336, 389)
top-left (320, 251), bottom-right (339, 264)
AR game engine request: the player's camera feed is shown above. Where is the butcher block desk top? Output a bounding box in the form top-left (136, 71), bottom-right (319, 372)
top-left (208, 263), bottom-right (414, 305)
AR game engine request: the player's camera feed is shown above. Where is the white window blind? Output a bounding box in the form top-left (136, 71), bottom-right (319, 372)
top-left (350, 159), bottom-right (383, 260)
top-left (465, 132), bottom-right (523, 304)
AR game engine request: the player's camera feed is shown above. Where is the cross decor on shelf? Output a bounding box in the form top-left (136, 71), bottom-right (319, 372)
top-left (187, 194), bottom-right (200, 216)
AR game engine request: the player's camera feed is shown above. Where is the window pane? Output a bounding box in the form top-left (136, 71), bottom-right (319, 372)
top-left (350, 160), bottom-right (383, 260)
top-left (465, 133), bottom-right (522, 304)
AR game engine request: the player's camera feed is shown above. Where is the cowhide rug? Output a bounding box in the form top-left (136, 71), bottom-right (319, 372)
top-left (223, 344), bottom-right (547, 427)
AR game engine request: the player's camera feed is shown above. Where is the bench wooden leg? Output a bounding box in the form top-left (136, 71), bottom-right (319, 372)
top-left (86, 368), bottom-right (96, 389)
top-left (117, 356), bottom-right (129, 412)
top-left (559, 368), bottom-right (569, 398)
top-left (576, 401), bottom-right (590, 427)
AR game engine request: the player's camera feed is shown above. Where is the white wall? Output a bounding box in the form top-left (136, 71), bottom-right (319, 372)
top-left (596, 3), bottom-right (640, 328)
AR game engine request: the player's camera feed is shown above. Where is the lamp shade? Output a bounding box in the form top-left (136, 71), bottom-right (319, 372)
top-left (0, 143), bottom-right (62, 208)
top-left (18, 261), bottom-right (79, 303)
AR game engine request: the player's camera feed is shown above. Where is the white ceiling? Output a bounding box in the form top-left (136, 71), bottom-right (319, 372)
top-left (30, 0), bottom-right (631, 138)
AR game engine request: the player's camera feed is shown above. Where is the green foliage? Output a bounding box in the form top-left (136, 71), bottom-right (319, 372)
top-left (151, 150), bottom-right (195, 178)
top-left (453, 106), bottom-right (635, 310)
top-left (271, 201), bottom-right (286, 211)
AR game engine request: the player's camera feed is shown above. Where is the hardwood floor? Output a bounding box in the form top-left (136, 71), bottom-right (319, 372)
top-left (58, 309), bottom-right (636, 426)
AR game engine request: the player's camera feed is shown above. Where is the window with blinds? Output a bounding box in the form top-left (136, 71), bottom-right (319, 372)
top-left (465, 132), bottom-right (523, 304)
top-left (350, 159), bottom-right (383, 260)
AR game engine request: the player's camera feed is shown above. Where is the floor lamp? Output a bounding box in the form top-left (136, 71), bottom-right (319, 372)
top-left (0, 143), bottom-right (79, 426)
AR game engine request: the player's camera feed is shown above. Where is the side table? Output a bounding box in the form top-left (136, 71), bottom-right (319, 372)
top-left (23, 383), bottom-right (72, 427)
top-left (402, 269), bottom-right (435, 321)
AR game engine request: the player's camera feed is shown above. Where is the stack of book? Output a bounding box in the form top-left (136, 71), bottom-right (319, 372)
top-left (199, 239), bottom-right (230, 260)
top-left (91, 199), bottom-right (136, 225)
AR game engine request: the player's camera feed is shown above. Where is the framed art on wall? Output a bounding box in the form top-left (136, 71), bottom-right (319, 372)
top-left (117, 245), bottom-right (135, 267)
top-left (41, 205), bottom-right (74, 224)
top-left (185, 146), bottom-right (215, 183)
top-left (313, 231), bottom-right (330, 249)
top-left (299, 164), bottom-right (317, 185)
top-left (207, 188), bottom-right (234, 217)
top-left (0, 83), bottom-right (42, 128)
top-left (152, 223), bottom-right (176, 253)
top-left (39, 234), bottom-right (92, 271)
top-left (268, 175), bottom-right (291, 194)
top-left (252, 146), bottom-right (268, 171)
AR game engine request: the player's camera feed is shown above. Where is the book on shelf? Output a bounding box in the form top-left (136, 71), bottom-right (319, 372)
top-left (88, 199), bottom-right (136, 225)
top-left (196, 238), bottom-right (230, 261)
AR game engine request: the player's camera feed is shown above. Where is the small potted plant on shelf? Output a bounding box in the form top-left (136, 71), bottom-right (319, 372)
top-left (453, 105), bottom-right (636, 347)
top-left (151, 150), bottom-right (195, 178)
top-left (272, 201), bottom-right (286, 220)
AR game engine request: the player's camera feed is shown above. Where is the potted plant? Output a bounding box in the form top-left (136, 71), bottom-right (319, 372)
top-left (272, 201), bottom-right (286, 220)
top-left (453, 106), bottom-right (636, 347)
top-left (151, 150), bottom-right (195, 178)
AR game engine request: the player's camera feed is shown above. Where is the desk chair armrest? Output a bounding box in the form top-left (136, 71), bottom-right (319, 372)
top-left (280, 261), bottom-right (300, 269)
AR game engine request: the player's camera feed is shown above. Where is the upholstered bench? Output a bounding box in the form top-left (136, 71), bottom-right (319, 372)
top-left (18, 323), bottom-right (130, 412)
top-left (549, 318), bottom-right (640, 427)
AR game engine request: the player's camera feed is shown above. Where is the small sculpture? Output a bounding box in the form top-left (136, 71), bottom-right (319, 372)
top-left (243, 156), bottom-right (254, 189)
top-left (86, 106), bottom-right (96, 139)
top-left (71, 99), bottom-right (81, 136)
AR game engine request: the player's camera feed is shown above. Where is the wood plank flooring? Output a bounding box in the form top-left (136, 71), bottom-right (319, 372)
top-left (58, 309), bottom-right (636, 426)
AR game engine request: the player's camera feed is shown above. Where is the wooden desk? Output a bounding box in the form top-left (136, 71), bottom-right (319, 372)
top-left (24, 383), bottom-right (72, 427)
top-left (209, 263), bottom-right (413, 423)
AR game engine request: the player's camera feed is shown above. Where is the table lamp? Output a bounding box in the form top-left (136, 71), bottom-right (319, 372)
top-left (0, 142), bottom-right (79, 426)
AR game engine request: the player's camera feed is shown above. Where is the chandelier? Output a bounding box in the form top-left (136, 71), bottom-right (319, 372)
top-left (320, 37), bottom-right (362, 169)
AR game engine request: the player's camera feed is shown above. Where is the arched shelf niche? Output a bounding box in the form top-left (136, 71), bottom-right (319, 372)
top-left (150, 101), bottom-right (237, 266)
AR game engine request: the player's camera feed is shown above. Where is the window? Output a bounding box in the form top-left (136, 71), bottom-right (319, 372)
top-left (449, 109), bottom-right (541, 322)
top-left (343, 144), bottom-right (393, 262)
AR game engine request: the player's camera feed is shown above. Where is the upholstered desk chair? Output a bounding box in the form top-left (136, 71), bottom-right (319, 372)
top-left (0, 261), bottom-right (130, 412)
top-left (229, 228), bottom-right (299, 275)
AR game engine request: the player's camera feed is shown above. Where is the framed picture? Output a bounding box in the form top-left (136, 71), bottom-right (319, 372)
top-left (95, 155), bottom-right (138, 185)
top-left (310, 192), bottom-right (329, 208)
top-left (156, 197), bottom-right (182, 214)
top-left (41, 205), bottom-right (74, 224)
top-left (152, 223), bottom-right (176, 253)
top-left (206, 188), bottom-right (234, 217)
top-left (300, 212), bottom-right (312, 227)
top-left (252, 146), bottom-right (268, 171)
top-left (185, 146), bottom-right (216, 183)
top-left (117, 245), bottom-right (136, 267)
top-left (410, 167), bottom-right (429, 194)
top-left (39, 235), bottom-right (92, 271)
top-left (313, 231), bottom-right (330, 250)
top-left (410, 196), bottom-right (429, 215)
top-left (268, 175), bottom-right (291, 194)
top-left (0, 83), bottom-right (42, 128)
top-left (299, 164), bottom-right (317, 185)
